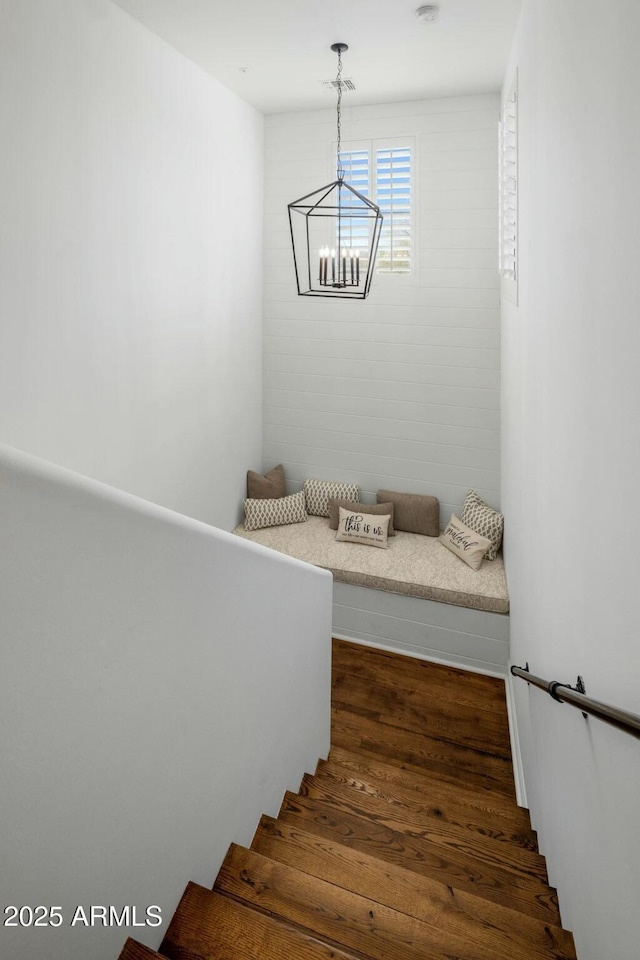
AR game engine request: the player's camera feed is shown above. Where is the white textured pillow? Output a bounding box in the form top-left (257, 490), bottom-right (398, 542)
top-left (439, 514), bottom-right (492, 571)
top-left (244, 491), bottom-right (307, 532)
top-left (304, 478), bottom-right (360, 517)
top-left (461, 490), bottom-right (504, 560)
top-left (335, 507), bottom-right (390, 549)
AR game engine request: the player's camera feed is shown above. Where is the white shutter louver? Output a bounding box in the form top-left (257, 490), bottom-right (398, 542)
top-left (376, 147), bottom-right (412, 274)
top-left (337, 150), bottom-right (371, 255)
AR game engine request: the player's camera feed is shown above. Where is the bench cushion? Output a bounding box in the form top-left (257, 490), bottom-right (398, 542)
top-left (234, 516), bottom-right (509, 615)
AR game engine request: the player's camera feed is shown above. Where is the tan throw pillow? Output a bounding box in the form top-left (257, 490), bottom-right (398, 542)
top-left (244, 491), bottom-right (307, 532)
top-left (377, 489), bottom-right (440, 537)
top-left (461, 490), bottom-right (504, 560)
top-left (328, 498), bottom-right (396, 535)
top-left (246, 464), bottom-right (285, 499)
top-left (335, 507), bottom-right (390, 549)
top-left (304, 478), bottom-right (360, 517)
top-left (439, 514), bottom-right (492, 571)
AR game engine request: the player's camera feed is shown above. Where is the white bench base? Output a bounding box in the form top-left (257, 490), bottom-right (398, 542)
top-left (333, 582), bottom-right (509, 678)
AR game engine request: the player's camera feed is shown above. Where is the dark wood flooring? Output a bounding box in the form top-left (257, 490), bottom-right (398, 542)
top-left (118, 638), bottom-right (576, 960)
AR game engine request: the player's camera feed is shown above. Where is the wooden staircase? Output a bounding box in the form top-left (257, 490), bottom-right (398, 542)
top-left (118, 639), bottom-right (577, 960)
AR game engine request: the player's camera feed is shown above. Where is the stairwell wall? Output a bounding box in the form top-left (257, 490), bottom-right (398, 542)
top-left (0, 443), bottom-right (333, 960)
top-left (0, 0), bottom-right (263, 530)
top-left (502, 2), bottom-right (640, 957)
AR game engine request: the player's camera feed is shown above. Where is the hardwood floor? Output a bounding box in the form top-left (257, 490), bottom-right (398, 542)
top-left (118, 638), bottom-right (577, 960)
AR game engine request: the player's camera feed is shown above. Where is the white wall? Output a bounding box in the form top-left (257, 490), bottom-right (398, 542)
top-left (263, 96), bottom-right (500, 523)
top-left (502, 2), bottom-right (640, 956)
top-left (0, 0), bottom-right (263, 530)
top-left (0, 443), bottom-right (333, 960)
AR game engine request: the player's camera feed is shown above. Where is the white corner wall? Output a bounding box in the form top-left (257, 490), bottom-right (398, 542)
top-left (263, 96), bottom-right (500, 524)
top-left (0, 0), bottom-right (263, 530)
top-left (502, 2), bottom-right (640, 956)
top-left (0, 443), bottom-right (332, 960)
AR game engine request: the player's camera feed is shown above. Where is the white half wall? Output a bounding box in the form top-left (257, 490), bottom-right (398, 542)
top-left (263, 95), bottom-right (500, 523)
top-left (501, 2), bottom-right (640, 956)
top-left (0, 443), bottom-right (333, 960)
top-left (0, 0), bottom-right (263, 530)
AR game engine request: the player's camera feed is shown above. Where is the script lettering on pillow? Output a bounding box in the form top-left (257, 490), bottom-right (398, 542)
top-left (335, 508), bottom-right (390, 549)
top-left (439, 514), bottom-right (492, 571)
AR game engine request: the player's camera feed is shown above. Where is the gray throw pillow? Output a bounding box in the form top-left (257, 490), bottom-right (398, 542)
top-left (377, 489), bottom-right (440, 537)
top-left (246, 464), bottom-right (285, 499)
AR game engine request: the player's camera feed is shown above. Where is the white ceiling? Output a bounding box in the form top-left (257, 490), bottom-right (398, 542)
top-left (113, 0), bottom-right (521, 114)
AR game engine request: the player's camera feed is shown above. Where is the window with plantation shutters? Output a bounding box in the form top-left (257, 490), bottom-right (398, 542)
top-left (337, 138), bottom-right (414, 277)
top-left (499, 73), bottom-right (518, 301)
top-left (376, 146), bottom-right (411, 274)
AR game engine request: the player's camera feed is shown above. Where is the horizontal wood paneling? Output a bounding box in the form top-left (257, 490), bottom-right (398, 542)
top-left (265, 336), bottom-right (499, 368)
top-left (263, 94), bottom-right (500, 524)
top-left (264, 372), bottom-right (499, 410)
top-left (264, 300), bottom-right (498, 326)
top-left (264, 282), bottom-right (500, 308)
top-left (264, 319), bottom-right (499, 348)
top-left (264, 354), bottom-right (499, 390)
top-left (264, 425), bottom-right (499, 472)
top-left (332, 584), bottom-right (509, 676)
top-left (264, 391), bottom-right (499, 430)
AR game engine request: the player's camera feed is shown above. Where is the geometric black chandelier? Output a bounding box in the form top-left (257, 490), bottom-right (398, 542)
top-left (288, 43), bottom-right (383, 299)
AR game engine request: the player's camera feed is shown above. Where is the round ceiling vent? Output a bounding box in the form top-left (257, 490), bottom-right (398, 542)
top-left (415, 4), bottom-right (440, 23)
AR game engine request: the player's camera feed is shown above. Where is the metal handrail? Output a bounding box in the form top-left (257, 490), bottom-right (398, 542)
top-left (510, 664), bottom-right (640, 740)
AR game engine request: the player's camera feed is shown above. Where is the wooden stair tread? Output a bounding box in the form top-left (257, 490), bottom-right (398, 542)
top-left (160, 881), bottom-right (363, 960)
top-left (332, 707), bottom-right (517, 797)
top-left (332, 670), bottom-right (512, 758)
top-left (312, 761), bottom-right (539, 858)
top-left (300, 772), bottom-right (547, 881)
top-left (252, 815), bottom-right (577, 960)
top-left (116, 941), bottom-right (164, 960)
top-left (218, 842), bottom-right (546, 960)
top-left (326, 746), bottom-right (533, 833)
top-left (279, 791), bottom-right (561, 924)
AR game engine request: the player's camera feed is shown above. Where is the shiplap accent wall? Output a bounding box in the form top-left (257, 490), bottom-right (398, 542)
top-left (263, 94), bottom-right (500, 524)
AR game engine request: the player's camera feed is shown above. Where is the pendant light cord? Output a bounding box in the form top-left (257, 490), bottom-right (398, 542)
top-left (336, 47), bottom-right (344, 180)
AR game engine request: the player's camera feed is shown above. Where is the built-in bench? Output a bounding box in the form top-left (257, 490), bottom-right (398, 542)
top-left (233, 516), bottom-right (510, 675)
